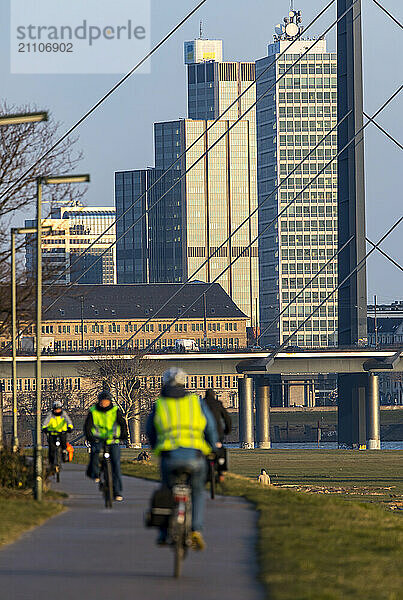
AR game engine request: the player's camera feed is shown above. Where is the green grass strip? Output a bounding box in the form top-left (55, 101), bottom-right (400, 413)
top-left (0, 489), bottom-right (65, 548)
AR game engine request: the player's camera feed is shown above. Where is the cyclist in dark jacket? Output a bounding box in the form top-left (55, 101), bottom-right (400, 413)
top-left (204, 388), bottom-right (232, 443)
top-left (84, 390), bottom-right (128, 501)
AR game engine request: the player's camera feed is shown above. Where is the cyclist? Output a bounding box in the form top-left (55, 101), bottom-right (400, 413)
top-left (146, 367), bottom-right (219, 551)
top-left (204, 388), bottom-right (232, 484)
top-left (42, 401), bottom-right (74, 469)
top-left (204, 388), bottom-right (232, 443)
top-left (84, 390), bottom-right (128, 502)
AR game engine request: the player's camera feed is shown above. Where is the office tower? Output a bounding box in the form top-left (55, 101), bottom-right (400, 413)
top-left (153, 116), bottom-right (258, 322)
top-left (184, 39), bottom-right (255, 122)
top-left (25, 203), bottom-right (116, 285)
top-left (115, 168), bottom-right (182, 283)
top-left (256, 9), bottom-right (338, 348)
top-left (115, 38), bottom-right (260, 327)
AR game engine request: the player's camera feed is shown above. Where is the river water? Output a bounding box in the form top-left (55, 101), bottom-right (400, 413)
top-left (227, 441), bottom-right (403, 450)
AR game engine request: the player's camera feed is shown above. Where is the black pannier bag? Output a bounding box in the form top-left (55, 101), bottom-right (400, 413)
top-left (145, 485), bottom-right (175, 528)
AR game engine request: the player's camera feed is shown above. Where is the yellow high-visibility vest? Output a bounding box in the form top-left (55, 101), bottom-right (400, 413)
top-left (154, 394), bottom-right (211, 456)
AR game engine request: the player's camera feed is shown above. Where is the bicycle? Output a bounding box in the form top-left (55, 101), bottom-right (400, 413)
top-left (169, 467), bottom-right (193, 578)
top-left (207, 448), bottom-right (228, 500)
top-left (207, 453), bottom-right (218, 499)
top-left (47, 434), bottom-right (64, 482)
top-left (145, 466), bottom-right (193, 578)
top-left (99, 440), bottom-right (114, 509)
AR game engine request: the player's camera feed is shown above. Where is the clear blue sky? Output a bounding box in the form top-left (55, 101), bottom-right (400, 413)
top-left (2, 0), bottom-right (402, 301)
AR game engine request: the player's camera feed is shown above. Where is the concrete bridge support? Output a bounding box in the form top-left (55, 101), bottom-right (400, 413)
top-left (338, 372), bottom-right (381, 449)
top-left (255, 377), bottom-right (271, 449)
top-left (338, 373), bottom-right (367, 448)
top-left (238, 376), bottom-right (254, 449)
top-left (366, 374), bottom-right (380, 450)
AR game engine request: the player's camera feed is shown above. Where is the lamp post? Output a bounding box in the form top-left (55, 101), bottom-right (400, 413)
top-left (11, 225), bottom-right (52, 452)
top-left (0, 110), bottom-right (48, 453)
top-left (0, 112), bottom-right (48, 126)
top-left (34, 173), bottom-right (90, 501)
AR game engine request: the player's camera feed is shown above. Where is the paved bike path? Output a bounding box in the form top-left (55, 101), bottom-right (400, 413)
top-left (0, 464), bottom-right (265, 600)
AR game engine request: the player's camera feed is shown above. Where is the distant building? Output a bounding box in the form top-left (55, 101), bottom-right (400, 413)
top-left (25, 204), bottom-right (116, 285)
top-left (115, 39), bottom-right (259, 327)
top-left (0, 283), bottom-right (247, 353)
top-left (256, 9), bottom-right (338, 348)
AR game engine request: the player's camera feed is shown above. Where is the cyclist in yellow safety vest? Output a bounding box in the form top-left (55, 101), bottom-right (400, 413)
top-left (84, 390), bottom-right (128, 501)
top-left (146, 368), bottom-right (219, 551)
top-left (42, 400), bottom-right (73, 468)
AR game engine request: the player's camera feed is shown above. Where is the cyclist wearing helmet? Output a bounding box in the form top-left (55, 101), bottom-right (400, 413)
top-left (42, 401), bottom-right (74, 467)
top-left (84, 390), bottom-right (128, 501)
top-left (146, 367), bottom-right (219, 550)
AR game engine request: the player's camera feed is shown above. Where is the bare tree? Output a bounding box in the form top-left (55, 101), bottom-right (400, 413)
top-left (79, 354), bottom-right (162, 447)
top-left (0, 101), bottom-right (85, 339)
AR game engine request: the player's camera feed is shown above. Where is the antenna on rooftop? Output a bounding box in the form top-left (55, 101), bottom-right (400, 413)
top-left (199, 20), bottom-right (203, 39)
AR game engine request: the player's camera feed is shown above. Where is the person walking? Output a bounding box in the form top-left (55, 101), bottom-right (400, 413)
top-left (146, 368), bottom-right (219, 550)
top-left (204, 388), bottom-right (232, 443)
top-left (84, 390), bottom-right (128, 501)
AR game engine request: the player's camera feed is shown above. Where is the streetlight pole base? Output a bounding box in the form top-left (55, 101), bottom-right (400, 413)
top-left (34, 445), bottom-right (43, 501)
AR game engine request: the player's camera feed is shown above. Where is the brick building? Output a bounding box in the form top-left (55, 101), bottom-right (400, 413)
top-left (33, 282), bottom-right (248, 352)
top-left (0, 283), bottom-right (247, 408)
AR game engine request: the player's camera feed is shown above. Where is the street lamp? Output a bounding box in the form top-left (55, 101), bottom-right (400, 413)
top-left (34, 173), bottom-right (90, 501)
top-left (11, 225), bottom-right (52, 452)
top-left (0, 112), bottom-right (48, 126)
top-left (1, 109), bottom-right (48, 453)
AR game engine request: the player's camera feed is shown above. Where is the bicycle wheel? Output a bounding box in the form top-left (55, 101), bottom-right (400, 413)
top-left (103, 459), bottom-right (114, 509)
top-left (209, 461), bottom-right (215, 500)
top-left (174, 539), bottom-right (184, 578)
top-left (56, 448), bottom-right (61, 482)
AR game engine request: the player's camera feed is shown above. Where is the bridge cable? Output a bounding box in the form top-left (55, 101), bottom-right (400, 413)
top-left (264, 216), bottom-right (402, 360)
top-left (372, 0), bottom-right (403, 29)
top-left (363, 112), bottom-right (403, 150)
top-left (120, 85), bottom-right (402, 353)
top-left (41, 0), bottom-right (336, 295)
top-left (0, 0), bottom-right (209, 204)
top-left (1, 0), bottom-right (341, 352)
top-left (256, 235), bottom-right (355, 343)
top-left (365, 237), bottom-right (403, 272)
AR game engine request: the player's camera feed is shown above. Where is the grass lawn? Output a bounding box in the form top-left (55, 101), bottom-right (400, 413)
top-left (0, 488), bottom-right (65, 548)
top-left (116, 451), bottom-right (403, 600)
top-left (228, 449), bottom-right (403, 506)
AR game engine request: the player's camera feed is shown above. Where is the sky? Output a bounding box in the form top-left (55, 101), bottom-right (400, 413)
top-left (1, 0), bottom-right (402, 302)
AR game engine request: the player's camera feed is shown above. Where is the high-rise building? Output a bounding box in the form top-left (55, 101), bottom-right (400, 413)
top-left (25, 203), bottom-right (116, 285)
top-left (115, 39), bottom-right (259, 326)
top-left (256, 9), bottom-right (338, 348)
top-left (185, 39), bottom-right (255, 122)
top-left (115, 168), bottom-right (181, 283)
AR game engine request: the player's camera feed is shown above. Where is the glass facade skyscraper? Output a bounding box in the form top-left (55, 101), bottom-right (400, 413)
top-left (115, 168), bottom-right (182, 283)
top-left (153, 116), bottom-right (258, 322)
top-left (115, 39), bottom-right (260, 326)
top-left (256, 31), bottom-right (338, 347)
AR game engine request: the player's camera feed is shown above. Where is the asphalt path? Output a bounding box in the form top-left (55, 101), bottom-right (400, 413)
top-left (0, 464), bottom-right (265, 600)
